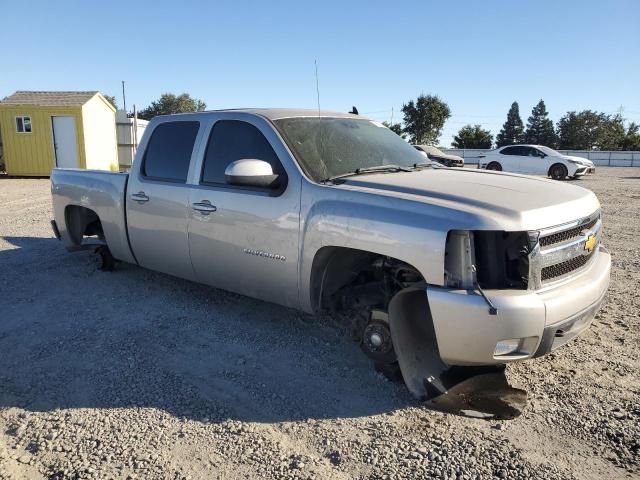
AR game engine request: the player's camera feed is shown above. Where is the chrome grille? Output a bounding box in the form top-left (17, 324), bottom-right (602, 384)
top-left (529, 210), bottom-right (602, 288)
top-left (539, 217), bottom-right (598, 247)
top-left (541, 250), bottom-right (594, 281)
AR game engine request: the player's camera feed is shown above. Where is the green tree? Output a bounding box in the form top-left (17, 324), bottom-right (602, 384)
top-left (137, 93), bottom-right (207, 120)
top-left (525, 100), bottom-right (557, 147)
top-left (401, 94), bottom-right (451, 145)
top-left (556, 110), bottom-right (611, 150)
top-left (622, 122), bottom-right (640, 150)
top-left (382, 121), bottom-right (406, 138)
top-left (496, 102), bottom-right (525, 147)
top-left (597, 113), bottom-right (627, 150)
top-left (555, 110), bottom-right (640, 150)
top-left (452, 124), bottom-right (493, 149)
top-left (103, 94), bottom-right (117, 110)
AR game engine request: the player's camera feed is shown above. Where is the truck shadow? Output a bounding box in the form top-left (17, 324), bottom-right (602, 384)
top-left (0, 236), bottom-right (416, 424)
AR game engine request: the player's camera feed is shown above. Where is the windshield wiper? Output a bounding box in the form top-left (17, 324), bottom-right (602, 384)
top-left (321, 164), bottom-right (412, 184)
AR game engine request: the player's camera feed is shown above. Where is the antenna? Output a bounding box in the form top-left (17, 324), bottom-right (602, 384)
top-left (122, 80), bottom-right (127, 113)
top-left (314, 59), bottom-right (321, 118)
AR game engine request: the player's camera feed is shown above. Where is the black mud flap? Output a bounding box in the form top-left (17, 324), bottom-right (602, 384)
top-left (388, 287), bottom-right (527, 420)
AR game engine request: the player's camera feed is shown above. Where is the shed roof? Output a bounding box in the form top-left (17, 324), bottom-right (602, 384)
top-left (0, 91), bottom-right (99, 107)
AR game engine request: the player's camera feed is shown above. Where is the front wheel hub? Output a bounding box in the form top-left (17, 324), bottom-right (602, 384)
top-left (362, 314), bottom-right (396, 364)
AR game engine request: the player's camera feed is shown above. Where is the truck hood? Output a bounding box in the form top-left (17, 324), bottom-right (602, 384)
top-left (337, 168), bottom-right (600, 231)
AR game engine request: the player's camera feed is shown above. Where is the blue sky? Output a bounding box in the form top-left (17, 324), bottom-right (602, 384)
top-left (2, 0), bottom-right (639, 146)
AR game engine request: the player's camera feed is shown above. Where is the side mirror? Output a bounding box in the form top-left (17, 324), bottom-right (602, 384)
top-left (224, 159), bottom-right (279, 188)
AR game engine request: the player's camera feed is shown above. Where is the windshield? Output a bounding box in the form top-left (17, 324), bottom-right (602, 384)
top-left (418, 145), bottom-right (443, 156)
top-left (273, 117), bottom-right (431, 182)
top-left (537, 145), bottom-right (560, 156)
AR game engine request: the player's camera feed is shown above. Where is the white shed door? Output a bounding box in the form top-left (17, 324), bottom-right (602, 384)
top-left (52, 116), bottom-right (79, 168)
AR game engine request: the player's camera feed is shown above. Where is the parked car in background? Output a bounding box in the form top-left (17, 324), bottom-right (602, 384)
top-left (479, 145), bottom-right (596, 180)
top-left (413, 145), bottom-right (464, 167)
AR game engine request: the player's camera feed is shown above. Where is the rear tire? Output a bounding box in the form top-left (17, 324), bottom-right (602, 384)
top-left (549, 163), bottom-right (568, 180)
top-left (486, 162), bottom-right (502, 171)
top-left (96, 245), bottom-right (116, 271)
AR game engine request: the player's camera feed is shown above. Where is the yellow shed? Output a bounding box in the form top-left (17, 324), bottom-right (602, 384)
top-left (0, 91), bottom-right (118, 176)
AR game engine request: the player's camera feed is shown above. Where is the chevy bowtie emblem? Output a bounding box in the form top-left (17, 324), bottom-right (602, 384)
top-left (584, 234), bottom-right (597, 253)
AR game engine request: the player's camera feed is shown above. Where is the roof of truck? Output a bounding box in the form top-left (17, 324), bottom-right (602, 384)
top-left (203, 108), bottom-right (364, 120)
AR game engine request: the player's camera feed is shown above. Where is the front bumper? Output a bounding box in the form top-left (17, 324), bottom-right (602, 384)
top-left (426, 245), bottom-right (611, 366)
top-left (573, 166), bottom-right (596, 176)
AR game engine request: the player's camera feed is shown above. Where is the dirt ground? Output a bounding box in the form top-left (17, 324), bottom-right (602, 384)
top-left (0, 168), bottom-right (638, 480)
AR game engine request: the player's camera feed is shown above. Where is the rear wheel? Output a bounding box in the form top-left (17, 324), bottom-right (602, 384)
top-left (486, 162), bottom-right (502, 171)
top-left (549, 163), bottom-right (568, 180)
top-left (96, 245), bottom-right (117, 271)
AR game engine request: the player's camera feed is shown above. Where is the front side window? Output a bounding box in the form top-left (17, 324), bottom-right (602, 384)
top-left (141, 121), bottom-right (199, 182)
top-left (273, 117), bottom-right (428, 182)
top-left (201, 120), bottom-right (285, 187)
top-left (537, 146), bottom-right (559, 156)
top-left (16, 116), bottom-right (32, 133)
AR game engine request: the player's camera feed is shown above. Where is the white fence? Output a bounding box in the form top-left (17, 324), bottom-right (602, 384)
top-left (442, 149), bottom-right (640, 167)
top-left (116, 110), bottom-right (148, 168)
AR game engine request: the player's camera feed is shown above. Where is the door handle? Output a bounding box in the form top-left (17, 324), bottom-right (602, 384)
top-left (192, 200), bottom-right (217, 214)
top-left (131, 191), bottom-right (149, 203)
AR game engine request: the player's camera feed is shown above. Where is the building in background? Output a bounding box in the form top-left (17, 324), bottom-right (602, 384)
top-left (0, 91), bottom-right (118, 176)
top-left (115, 110), bottom-right (148, 170)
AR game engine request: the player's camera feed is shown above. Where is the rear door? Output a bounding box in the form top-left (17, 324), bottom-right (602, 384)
top-left (126, 120), bottom-right (202, 281)
top-left (186, 116), bottom-right (301, 308)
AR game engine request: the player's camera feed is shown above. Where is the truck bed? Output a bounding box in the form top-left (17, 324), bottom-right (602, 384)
top-left (50, 168), bottom-right (136, 264)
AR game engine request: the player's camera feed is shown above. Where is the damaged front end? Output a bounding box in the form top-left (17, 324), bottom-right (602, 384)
top-left (387, 230), bottom-right (537, 419)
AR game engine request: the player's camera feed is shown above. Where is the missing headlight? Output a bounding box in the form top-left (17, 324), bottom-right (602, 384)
top-left (473, 231), bottom-right (531, 289)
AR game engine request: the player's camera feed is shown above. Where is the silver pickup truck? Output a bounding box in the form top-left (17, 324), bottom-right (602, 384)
top-left (51, 109), bottom-right (611, 400)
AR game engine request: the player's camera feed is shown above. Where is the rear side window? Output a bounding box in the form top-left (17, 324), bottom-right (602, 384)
top-left (142, 122), bottom-right (199, 182)
top-left (501, 146), bottom-right (522, 155)
top-left (201, 120), bottom-right (285, 186)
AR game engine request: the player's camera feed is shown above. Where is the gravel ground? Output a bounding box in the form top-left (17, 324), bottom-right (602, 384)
top-left (0, 168), bottom-right (638, 480)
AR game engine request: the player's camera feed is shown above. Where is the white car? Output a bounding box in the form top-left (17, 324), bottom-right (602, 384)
top-left (479, 145), bottom-right (596, 180)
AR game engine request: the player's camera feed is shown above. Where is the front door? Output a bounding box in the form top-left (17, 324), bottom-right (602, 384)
top-left (498, 146), bottom-right (523, 172)
top-left (52, 116), bottom-right (79, 168)
top-left (126, 120), bottom-right (201, 281)
top-left (520, 146), bottom-right (548, 175)
top-left (187, 118), bottom-right (300, 308)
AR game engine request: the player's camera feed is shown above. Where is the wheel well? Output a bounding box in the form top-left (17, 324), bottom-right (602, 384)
top-left (548, 162), bottom-right (567, 176)
top-left (309, 246), bottom-right (425, 314)
top-left (64, 205), bottom-right (105, 246)
top-left (487, 161), bottom-right (501, 169)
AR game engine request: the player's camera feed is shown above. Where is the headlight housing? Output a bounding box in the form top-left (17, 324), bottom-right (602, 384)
top-left (444, 231), bottom-right (476, 288)
top-left (445, 230), bottom-right (536, 290)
